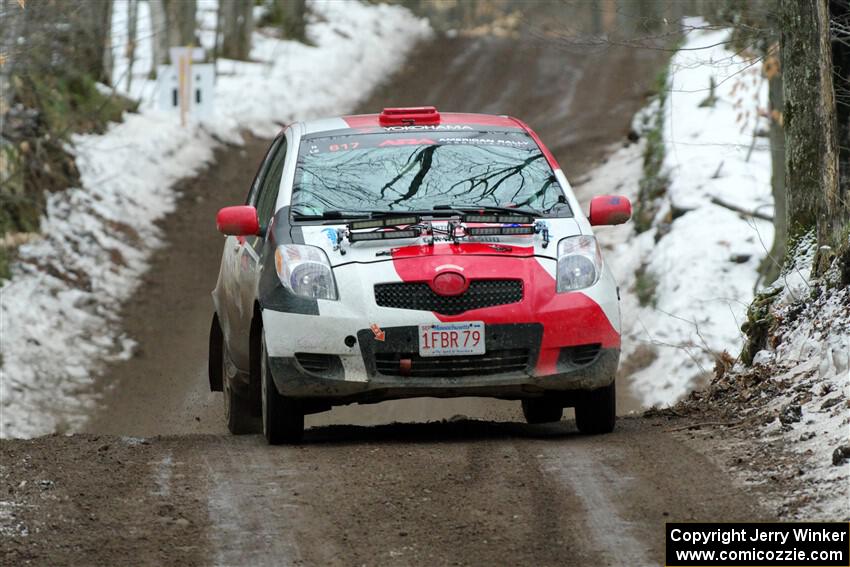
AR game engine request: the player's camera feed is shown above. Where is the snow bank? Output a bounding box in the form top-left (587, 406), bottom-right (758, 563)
top-left (676, 240), bottom-right (850, 521)
top-left (750, 240), bottom-right (849, 520)
top-left (584, 20), bottom-right (773, 407)
top-left (581, 21), bottom-right (848, 519)
top-left (0, 1), bottom-right (431, 438)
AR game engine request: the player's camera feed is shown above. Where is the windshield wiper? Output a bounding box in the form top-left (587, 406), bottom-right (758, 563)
top-left (360, 209), bottom-right (458, 218)
top-left (293, 206), bottom-right (544, 223)
top-left (291, 209), bottom-right (372, 221)
top-left (433, 204), bottom-right (542, 218)
top-left (293, 208), bottom-right (461, 221)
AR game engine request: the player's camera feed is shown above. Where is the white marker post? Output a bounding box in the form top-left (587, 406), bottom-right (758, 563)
top-left (159, 47), bottom-right (212, 125)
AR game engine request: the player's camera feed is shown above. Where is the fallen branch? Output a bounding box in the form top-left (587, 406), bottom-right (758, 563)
top-left (710, 196), bottom-right (773, 221)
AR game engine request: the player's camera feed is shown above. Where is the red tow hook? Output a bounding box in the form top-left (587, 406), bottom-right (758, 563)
top-left (399, 358), bottom-right (412, 377)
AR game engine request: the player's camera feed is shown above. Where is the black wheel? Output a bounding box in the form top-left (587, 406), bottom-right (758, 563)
top-left (575, 381), bottom-right (616, 434)
top-left (521, 398), bottom-right (564, 424)
top-left (208, 314), bottom-right (223, 392)
top-left (223, 343), bottom-right (254, 434)
top-left (261, 331), bottom-right (304, 444)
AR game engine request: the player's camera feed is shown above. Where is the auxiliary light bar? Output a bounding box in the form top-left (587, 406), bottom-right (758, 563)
top-left (467, 226), bottom-right (535, 237)
top-left (348, 228), bottom-right (421, 242)
top-left (462, 214), bottom-right (534, 224)
top-left (349, 216), bottom-right (420, 230)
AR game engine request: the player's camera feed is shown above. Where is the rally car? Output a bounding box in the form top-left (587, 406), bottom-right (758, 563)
top-left (209, 106), bottom-right (632, 444)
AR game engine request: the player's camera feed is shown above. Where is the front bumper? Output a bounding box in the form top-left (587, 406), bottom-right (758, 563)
top-left (265, 318), bottom-right (619, 404)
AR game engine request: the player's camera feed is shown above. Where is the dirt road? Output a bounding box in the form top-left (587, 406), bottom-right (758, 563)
top-left (1, 18), bottom-right (780, 567)
top-left (2, 417), bottom-right (773, 566)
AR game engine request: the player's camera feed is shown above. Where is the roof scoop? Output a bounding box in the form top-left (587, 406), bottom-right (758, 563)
top-left (379, 106), bottom-right (440, 126)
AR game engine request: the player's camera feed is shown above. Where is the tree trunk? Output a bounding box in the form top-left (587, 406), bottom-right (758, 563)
top-left (149, 0), bottom-right (169, 70)
top-left (125, 0), bottom-right (138, 91)
top-left (828, 0), bottom-right (850, 261)
top-left (0, 0), bottom-right (24, 116)
top-left (148, 0), bottom-right (195, 70)
top-left (101, 0), bottom-right (113, 85)
top-left (276, 0), bottom-right (307, 42)
top-left (68, 0), bottom-right (112, 84)
top-left (219, 0), bottom-right (253, 61)
top-left (780, 0), bottom-right (842, 266)
top-left (163, 0), bottom-right (197, 47)
top-left (761, 47), bottom-right (787, 284)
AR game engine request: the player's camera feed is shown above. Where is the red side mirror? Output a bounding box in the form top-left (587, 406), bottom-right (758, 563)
top-left (216, 205), bottom-right (259, 236)
top-left (589, 195), bottom-right (632, 226)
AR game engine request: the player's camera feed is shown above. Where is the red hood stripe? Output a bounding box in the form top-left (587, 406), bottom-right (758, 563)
top-left (391, 242), bottom-right (536, 259)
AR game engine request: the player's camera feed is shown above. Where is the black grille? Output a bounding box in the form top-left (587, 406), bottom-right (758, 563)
top-left (375, 349), bottom-right (530, 378)
top-left (560, 344), bottom-right (602, 367)
top-left (374, 280), bottom-right (523, 315)
top-left (295, 353), bottom-right (341, 376)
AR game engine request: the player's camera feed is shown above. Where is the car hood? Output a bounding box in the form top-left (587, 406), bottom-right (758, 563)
top-left (297, 218), bottom-right (583, 266)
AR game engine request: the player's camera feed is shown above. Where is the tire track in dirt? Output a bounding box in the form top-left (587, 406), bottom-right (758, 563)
top-left (170, 418), bottom-right (772, 566)
top-left (1, 423), bottom-right (777, 565)
top-left (536, 445), bottom-right (654, 564)
top-left (200, 436), bottom-right (306, 566)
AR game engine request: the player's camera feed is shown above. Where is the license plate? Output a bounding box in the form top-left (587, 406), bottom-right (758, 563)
top-left (418, 322), bottom-right (485, 357)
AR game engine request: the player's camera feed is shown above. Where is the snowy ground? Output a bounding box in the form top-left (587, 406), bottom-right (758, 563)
top-left (752, 243), bottom-right (849, 520)
top-left (676, 241), bottom-right (849, 520)
top-left (582, 20), bottom-right (773, 408)
top-left (580, 20), bottom-right (848, 520)
top-left (0, 1), bottom-right (431, 438)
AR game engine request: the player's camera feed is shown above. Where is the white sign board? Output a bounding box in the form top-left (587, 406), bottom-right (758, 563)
top-left (157, 47), bottom-right (214, 123)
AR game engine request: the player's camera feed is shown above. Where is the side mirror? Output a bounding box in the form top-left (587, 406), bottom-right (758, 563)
top-left (216, 205), bottom-right (260, 236)
top-left (589, 195), bottom-right (632, 226)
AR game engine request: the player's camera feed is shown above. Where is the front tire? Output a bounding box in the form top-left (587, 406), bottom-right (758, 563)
top-left (223, 344), bottom-right (254, 435)
top-left (521, 398), bottom-right (564, 424)
top-left (575, 381), bottom-right (616, 434)
top-left (261, 331), bottom-right (304, 444)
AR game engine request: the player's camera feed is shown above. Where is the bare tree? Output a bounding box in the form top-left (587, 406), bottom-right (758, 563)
top-left (68, 0), bottom-right (113, 84)
top-left (830, 0), bottom-right (850, 256)
top-left (781, 0), bottom-right (848, 271)
top-left (219, 0), bottom-right (253, 60)
top-left (273, 0), bottom-right (307, 41)
top-left (125, 0), bottom-right (138, 91)
top-left (164, 0), bottom-right (198, 47)
top-left (0, 0), bottom-right (24, 117)
top-left (149, 0), bottom-right (169, 68)
top-left (149, 0), bottom-right (196, 70)
top-left (761, 45), bottom-right (787, 283)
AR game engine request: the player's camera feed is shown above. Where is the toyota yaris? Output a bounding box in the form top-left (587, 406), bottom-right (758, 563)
top-left (209, 106), bottom-right (632, 444)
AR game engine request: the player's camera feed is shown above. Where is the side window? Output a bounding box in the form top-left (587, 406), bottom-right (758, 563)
top-left (245, 135), bottom-right (284, 206)
top-left (255, 137), bottom-right (288, 232)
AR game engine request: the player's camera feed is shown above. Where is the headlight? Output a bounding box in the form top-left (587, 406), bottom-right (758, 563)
top-left (274, 245), bottom-right (338, 300)
top-left (557, 235), bottom-right (603, 292)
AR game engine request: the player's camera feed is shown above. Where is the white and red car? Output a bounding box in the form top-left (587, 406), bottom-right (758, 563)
top-left (209, 107), bottom-right (632, 444)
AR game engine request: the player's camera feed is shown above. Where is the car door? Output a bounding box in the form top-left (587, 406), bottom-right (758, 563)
top-left (224, 134), bottom-right (287, 371)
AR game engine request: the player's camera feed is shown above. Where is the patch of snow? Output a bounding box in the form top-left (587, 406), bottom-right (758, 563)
top-left (756, 243), bottom-right (849, 520)
top-left (582, 21), bottom-right (773, 407)
top-left (773, 232), bottom-right (816, 307)
top-left (0, 1), bottom-right (431, 438)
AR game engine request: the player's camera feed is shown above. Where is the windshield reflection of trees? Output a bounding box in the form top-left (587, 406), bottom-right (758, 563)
top-left (294, 145), bottom-right (560, 212)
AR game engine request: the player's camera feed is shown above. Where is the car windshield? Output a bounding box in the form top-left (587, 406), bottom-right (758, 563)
top-left (291, 130), bottom-right (571, 217)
